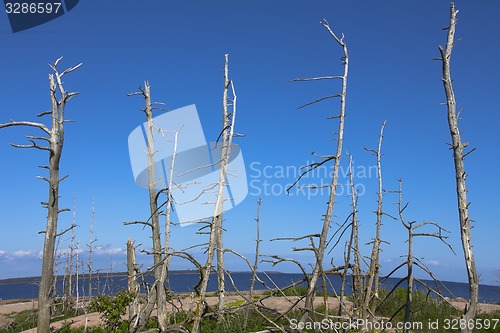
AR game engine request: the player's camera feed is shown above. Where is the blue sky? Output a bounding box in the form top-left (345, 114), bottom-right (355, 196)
top-left (0, 1), bottom-right (499, 286)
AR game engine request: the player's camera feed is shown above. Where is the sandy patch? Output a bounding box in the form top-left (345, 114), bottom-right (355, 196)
top-left (0, 296), bottom-right (496, 332)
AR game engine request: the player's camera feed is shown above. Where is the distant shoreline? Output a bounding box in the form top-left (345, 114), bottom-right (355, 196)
top-left (0, 270), bottom-right (498, 287)
top-left (1, 271), bottom-right (498, 304)
top-left (0, 270), bottom-right (292, 285)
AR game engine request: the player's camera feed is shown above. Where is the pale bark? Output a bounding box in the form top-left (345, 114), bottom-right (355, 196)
top-left (438, 3), bottom-right (478, 330)
top-left (127, 82), bottom-right (165, 330)
top-left (192, 53), bottom-right (236, 333)
top-left (362, 121), bottom-right (387, 322)
top-left (88, 197), bottom-right (95, 299)
top-left (157, 128), bottom-right (179, 331)
top-left (339, 153), bottom-right (362, 317)
top-left (65, 197), bottom-right (77, 309)
top-left (127, 238), bottom-right (140, 332)
top-left (244, 198), bottom-right (262, 329)
top-left (349, 153), bottom-right (363, 316)
top-left (0, 57), bottom-right (81, 333)
top-left (290, 20), bottom-right (348, 326)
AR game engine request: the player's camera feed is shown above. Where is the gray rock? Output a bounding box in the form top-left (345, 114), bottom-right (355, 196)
top-left (0, 314), bottom-right (15, 330)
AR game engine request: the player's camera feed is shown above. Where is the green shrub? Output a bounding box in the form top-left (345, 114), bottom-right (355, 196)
top-left (89, 290), bottom-right (134, 332)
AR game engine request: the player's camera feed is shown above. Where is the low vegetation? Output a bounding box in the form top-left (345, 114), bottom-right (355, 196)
top-left (2, 289), bottom-right (499, 333)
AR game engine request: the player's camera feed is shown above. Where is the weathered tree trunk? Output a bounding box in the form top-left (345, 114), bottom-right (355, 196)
top-left (88, 197), bottom-right (95, 299)
top-left (215, 54), bottom-right (235, 316)
top-left (192, 53), bottom-right (236, 333)
top-left (0, 58), bottom-right (81, 333)
top-left (346, 153), bottom-right (363, 317)
top-left (215, 214), bottom-right (225, 315)
top-left (144, 83), bottom-right (167, 331)
top-left (362, 121), bottom-right (387, 322)
top-left (157, 129), bottom-right (179, 331)
top-left (143, 83), bottom-right (165, 320)
top-left (298, 20), bottom-right (349, 326)
top-left (338, 153), bottom-right (360, 317)
top-left (438, 3), bottom-right (478, 330)
top-left (244, 198), bottom-right (262, 330)
top-left (65, 197), bottom-right (77, 310)
top-left (127, 82), bottom-right (166, 330)
top-left (127, 238), bottom-right (140, 332)
top-left (404, 225), bottom-right (414, 332)
top-left (39, 123), bottom-right (62, 331)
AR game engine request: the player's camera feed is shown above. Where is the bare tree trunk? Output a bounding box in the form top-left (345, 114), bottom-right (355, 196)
top-left (338, 154), bottom-right (356, 317)
top-left (216, 213), bottom-right (225, 316)
top-left (347, 153), bottom-right (363, 317)
top-left (143, 83), bottom-right (165, 323)
top-left (40, 124), bottom-right (62, 331)
top-left (0, 58), bottom-right (81, 333)
top-left (75, 245), bottom-right (81, 316)
top-left (128, 82), bottom-right (165, 329)
top-left (88, 197), bottom-right (95, 299)
top-left (294, 20), bottom-right (348, 326)
top-left (192, 53), bottom-right (236, 333)
top-left (65, 196), bottom-right (77, 309)
top-left (127, 238), bottom-right (140, 332)
top-left (438, 4), bottom-right (478, 330)
top-left (157, 128), bottom-right (179, 331)
top-left (244, 198), bottom-right (262, 329)
top-left (215, 53), bottom-right (237, 316)
top-left (362, 121), bottom-right (387, 322)
top-left (404, 231), bottom-right (414, 333)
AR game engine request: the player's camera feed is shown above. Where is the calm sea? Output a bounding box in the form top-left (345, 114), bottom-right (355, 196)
top-left (0, 271), bottom-right (499, 304)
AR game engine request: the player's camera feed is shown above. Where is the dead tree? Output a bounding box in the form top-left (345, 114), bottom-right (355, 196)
top-left (338, 152), bottom-right (363, 317)
top-left (87, 197), bottom-right (96, 299)
top-left (215, 53), bottom-right (237, 314)
top-left (127, 238), bottom-right (140, 331)
top-left (157, 126), bottom-right (180, 331)
top-left (126, 82), bottom-right (166, 329)
top-left (74, 241), bottom-right (82, 315)
top-left (244, 198), bottom-right (262, 330)
top-left (64, 196), bottom-right (78, 310)
top-left (438, 3), bottom-right (479, 329)
top-left (191, 53), bottom-right (237, 333)
top-left (288, 19), bottom-right (348, 326)
top-left (386, 179), bottom-right (454, 332)
top-left (0, 57), bottom-right (81, 333)
top-left (361, 121), bottom-right (389, 322)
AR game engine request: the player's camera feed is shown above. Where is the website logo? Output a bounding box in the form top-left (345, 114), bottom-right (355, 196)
top-left (128, 105), bottom-right (248, 226)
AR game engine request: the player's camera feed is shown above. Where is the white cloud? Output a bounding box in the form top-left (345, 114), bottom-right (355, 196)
top-left (425, 260), bottom-right (441, 266)
top-left (0, 249), bottom-right (42, 263)
top-left (12, 250), bottom-right (39, 258)
top-left (57, 248), bottom-right (84, 256)
top-left (0, 247), bottom-right (126, 262)
top-left (94, 247), bottom-right (125, 255)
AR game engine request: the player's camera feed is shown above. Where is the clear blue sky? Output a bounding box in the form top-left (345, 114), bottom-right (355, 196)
top-left (0, 1), bottom-right (498, 286)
